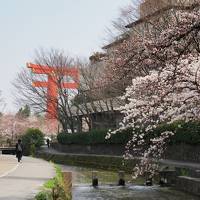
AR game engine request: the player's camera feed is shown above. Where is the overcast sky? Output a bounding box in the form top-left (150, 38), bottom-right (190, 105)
top-left (0, 0), bottom-right (133, 112)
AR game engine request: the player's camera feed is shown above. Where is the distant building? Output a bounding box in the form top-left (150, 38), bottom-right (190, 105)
top-left (73, 0), bottom-right (200, 132)
top-left (139, 0), bottom-right (197, 18)
top-left (69, 98), bottom-right (124, 132)
top-left (103, 0), bottom-right (200, 50)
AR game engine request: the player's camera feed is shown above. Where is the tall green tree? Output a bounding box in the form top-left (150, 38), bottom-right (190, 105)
top-left (16, 105), bottom-right (31, 118)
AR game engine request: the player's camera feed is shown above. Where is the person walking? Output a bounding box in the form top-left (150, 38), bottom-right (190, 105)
top-left (46, 138), bottom-right (50, 148)
top-left (16, 139), bottom-right (23, 162)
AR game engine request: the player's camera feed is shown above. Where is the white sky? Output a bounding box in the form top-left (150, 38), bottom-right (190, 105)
top-left (0, 0), bottom-right (133, 112)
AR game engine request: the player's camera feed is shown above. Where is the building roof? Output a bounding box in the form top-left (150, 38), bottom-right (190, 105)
top-left (69, 97), bottom-right (124, 116)
top-left (102, 33), bottom-right (130, 50)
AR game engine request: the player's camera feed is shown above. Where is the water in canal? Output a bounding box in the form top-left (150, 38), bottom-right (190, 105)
top-left (60, 165), bottom-right (199, 200)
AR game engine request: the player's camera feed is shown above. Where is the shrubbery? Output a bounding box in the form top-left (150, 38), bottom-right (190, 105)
top-left (57, 121), bottom-right (200, 146)
top-left (57, 129), bottom-right (132, 145)
top-left (22, 128), bottom-right (44, 155)
top-left (35, 191), bottom-right (50, 200)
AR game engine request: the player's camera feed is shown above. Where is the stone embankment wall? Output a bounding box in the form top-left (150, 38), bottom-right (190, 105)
top-left (175, 176), bottom-right (200, 196)
top-left (51, 143), bottom-right (125, 156)
top-left (164, 144), bottom-right (200, 163)
top-left (52, 143), bottom-right (200, 163)
top-left (37, 151), bottom-right (138, 173)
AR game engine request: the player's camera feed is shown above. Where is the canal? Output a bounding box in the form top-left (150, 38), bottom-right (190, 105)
top-left (60, 165), bottom-right (199, 200)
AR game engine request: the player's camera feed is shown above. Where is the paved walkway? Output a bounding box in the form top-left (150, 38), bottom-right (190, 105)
top-left (41, 147), bottom-right (200, 170)
top-left (0, 155), bottom-right (55, 200)
top-left (0, 155), bottom-right (18, 178)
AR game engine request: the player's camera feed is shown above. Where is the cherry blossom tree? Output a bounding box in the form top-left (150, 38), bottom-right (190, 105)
top-left (0, 114), bottom-right (58, 146)
top-left (106, 4), bottom-right (200, 177)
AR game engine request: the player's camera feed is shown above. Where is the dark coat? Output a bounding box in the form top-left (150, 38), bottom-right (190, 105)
top-left (15, 143), bottom-right (23, 156)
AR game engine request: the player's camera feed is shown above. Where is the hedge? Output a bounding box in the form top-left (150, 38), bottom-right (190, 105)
top-left (158, 121), bottom-right (200, 145)
top-left (57, 121), bottom-right (200, 146)
top-left (57, 129), bottom-right (132, 145)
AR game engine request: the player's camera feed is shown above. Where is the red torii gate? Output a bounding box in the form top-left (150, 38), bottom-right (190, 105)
top-left (27, 63), bottom-right (79, 119)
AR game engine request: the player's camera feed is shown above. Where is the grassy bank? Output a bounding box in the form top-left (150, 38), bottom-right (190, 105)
top-left (35, 165), bottom-right (71, 200)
